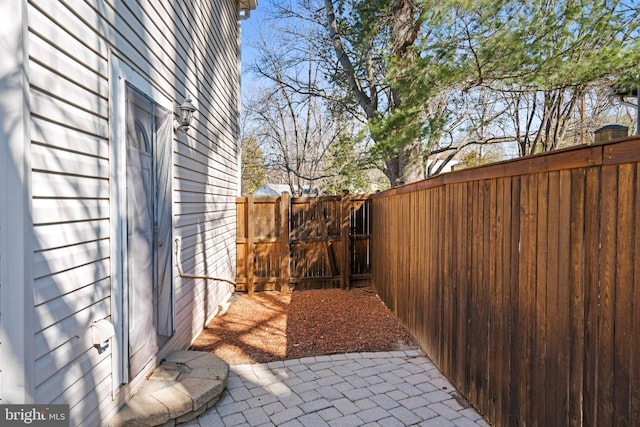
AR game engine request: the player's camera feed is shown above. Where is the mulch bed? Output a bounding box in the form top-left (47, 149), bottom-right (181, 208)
top-left (190, 287), bottom-right (419, 365)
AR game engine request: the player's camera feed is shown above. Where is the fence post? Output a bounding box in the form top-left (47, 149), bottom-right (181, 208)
top-left (279, 193), bottom-right (290, 292)
top-left (247, 194), bottom-right (255, 295)
top-left (341, 191), bottom-right (350, 290)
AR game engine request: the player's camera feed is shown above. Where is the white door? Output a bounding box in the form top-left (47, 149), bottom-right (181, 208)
top-left (125, 83), bottom-right (173, 379)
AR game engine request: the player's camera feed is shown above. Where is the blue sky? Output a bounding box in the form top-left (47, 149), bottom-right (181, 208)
top-left (240, 7), bottom-right (261, 66)
top-left (239, 4), bottom-right (266, 102)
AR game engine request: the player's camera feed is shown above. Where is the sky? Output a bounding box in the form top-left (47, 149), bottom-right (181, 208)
top-left (239, 3), bottom-right (267, 103)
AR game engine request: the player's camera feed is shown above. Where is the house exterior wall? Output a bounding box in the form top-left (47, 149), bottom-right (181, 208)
top-left (1, 1), bottom-right (241, 425)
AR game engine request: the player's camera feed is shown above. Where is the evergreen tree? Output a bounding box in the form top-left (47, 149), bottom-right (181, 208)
top-left (241, 137), bottom-right (267, 195)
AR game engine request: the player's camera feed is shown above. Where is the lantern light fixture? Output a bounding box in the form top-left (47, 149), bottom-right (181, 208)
top-left (174, 95), bottom-right (196, 133)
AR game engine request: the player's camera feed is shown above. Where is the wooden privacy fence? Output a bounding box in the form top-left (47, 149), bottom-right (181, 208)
top-left (236, 193), bottom-right (371, 292)
top-left (370, 136), bottom-right (640, 427)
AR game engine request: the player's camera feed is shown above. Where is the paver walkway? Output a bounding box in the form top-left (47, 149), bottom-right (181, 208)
top-left (187, 350), bottom-right (489, 426)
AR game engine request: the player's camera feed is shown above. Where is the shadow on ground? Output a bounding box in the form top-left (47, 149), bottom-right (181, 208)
top-left (190, 287), bottom-right (419, 365)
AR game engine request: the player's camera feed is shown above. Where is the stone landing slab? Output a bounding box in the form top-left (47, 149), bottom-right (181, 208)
top-left (109, 351), bottom-right (229, 427)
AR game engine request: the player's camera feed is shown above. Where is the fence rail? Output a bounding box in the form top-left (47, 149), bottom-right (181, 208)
top-left (236, 193), bottom-right (371, 292)
top-left (370, 136), bottom-right (640, 426)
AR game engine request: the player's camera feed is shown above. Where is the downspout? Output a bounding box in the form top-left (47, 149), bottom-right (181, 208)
top-left (174, 237), bottom-right (237, 286)
top-left (174, 237), bottom-right (236, 317)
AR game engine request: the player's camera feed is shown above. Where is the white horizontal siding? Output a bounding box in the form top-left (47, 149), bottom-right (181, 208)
top-left (27, 33), bottom-right (109, 99)
top-left (174, 141), bottom-right (239, 175)
top-left (174, 151), bottom-right (238, 183)
top-left (174, 178), bottom-right (238, 197)
top-left (78, 373), bottom-right (119, 427)
top-left (28, 5), bottom-right (108, 78)
top-left (176, 219), bottom-right (236, 241)
top-left (30, 118), bottom-right (109, 159)
top-left (30, 90), bottom-right (108, 137)
top-left (32, 199), bottom-right (109, 224)
top-left (174, 276), bottom-right (233, 329)
top-left (35, 297), bottom-right (111, 360)
top-left (35, 279), bottom-right (111, 332)
top-left (36, 338), bottom-right (110, 403)
top-left (29, 2), bottom-right (112, 415)
top-left (58, 357), bottom-right (113, 427)
top-left (175, 140), bottom-right (239, 172)
top-left (32, 174), bottom-right (109, 199)
top-left (176, 197), bottom-right (237, 216)
top-left (33, 235), bottom-right (109, 279)
top-left (174, 211), bottom-right (235, 229)
top-left (33, 313), bottom-right (107, 386)
top-left (175, 200), bottom-right (234, 217)
top-left (173, 282), bottom-right (208, 342)
top-left (34, 221), bottom-right (110, 252)
top-left (174, 166), bottom-right (237, 191)
top-left (27, 0), bottom-right (240, 425)
top-left (31, 144), bottom-right (108, 179)
top-left (33, 240), bottom-right (110, 280)
top-left (29, 61), bottom-right (108, 116)
top-left (34, 260), bottom-right (110, 306)
top-left (143, 0), bottom-right (241, 137)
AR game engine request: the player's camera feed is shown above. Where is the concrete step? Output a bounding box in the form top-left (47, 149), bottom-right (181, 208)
top-left (109, 351), bottom-right (228, 427)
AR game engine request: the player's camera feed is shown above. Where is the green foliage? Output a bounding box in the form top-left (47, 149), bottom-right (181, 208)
top-left (241, 137), bottom-right (267, 195)
top-left (368, 107), bottom-right (422, 160)
top-left (402, 0), bottom-right (640, 92)
top-left (384, 0), bottom-right (640, 157)
top-left (321, 133), bottom-right (376, 194)
top-left (460, 149), bottom-right (501, 168)
top-left (470, 1), bottom-right (640, 88)
top-left (318, 0), bottom-right (434, 183)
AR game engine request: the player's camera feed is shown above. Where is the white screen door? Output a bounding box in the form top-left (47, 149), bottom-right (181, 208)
top-left (125, 83), bottom-right (173, 379)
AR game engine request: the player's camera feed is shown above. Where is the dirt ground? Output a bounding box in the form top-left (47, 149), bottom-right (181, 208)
top-left (190, 287), bottom-right (419, 365)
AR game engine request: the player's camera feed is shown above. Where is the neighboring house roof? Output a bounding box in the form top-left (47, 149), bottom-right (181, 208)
top-left (254, 184), bottom-right (294, 196)
top-left (253, 184), bottom-right (317, 196)
top-left (426, 159), bottom-right (459, 174)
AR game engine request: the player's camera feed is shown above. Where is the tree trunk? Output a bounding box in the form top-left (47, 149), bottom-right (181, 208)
top-left (385, 141), bottom-right (422, 186)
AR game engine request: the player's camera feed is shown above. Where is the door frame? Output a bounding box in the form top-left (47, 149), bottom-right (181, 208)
top-left (109, 53), bottom-right (175, 387)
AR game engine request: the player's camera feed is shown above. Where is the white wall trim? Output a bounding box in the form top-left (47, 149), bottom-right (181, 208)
top-left (0, 0), bottom-right (35, 403)
top-left (108, 50), bottom-right (127, 390)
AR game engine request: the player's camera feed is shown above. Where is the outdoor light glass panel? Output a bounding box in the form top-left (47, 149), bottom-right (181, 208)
top-left (175, 96), bottom-right (196, 132)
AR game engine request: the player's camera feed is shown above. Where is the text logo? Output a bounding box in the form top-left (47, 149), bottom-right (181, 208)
top-left (0, 405), bottom-right (69, 426)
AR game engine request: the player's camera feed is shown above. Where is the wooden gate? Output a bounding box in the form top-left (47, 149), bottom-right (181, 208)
top-left (236, 193), bottom-right (371, 293)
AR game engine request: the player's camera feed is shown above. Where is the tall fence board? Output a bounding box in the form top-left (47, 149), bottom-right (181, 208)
top-left (370, 136), bottom-right (640, 427)
top-left (237, 193), bottom-right (370, 292)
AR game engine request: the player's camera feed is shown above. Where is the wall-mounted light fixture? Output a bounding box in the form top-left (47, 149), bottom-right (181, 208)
top-left (174, 95), bottom-right (196, 133)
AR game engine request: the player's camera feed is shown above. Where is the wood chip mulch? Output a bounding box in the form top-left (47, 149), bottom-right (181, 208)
top-left (190, 287), bottom-right (419, 365)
